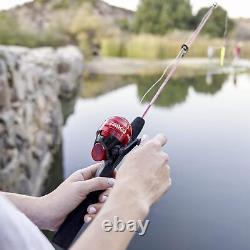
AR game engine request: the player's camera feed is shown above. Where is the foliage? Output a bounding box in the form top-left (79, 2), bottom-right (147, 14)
top-left (117, 18), bottom-right (131, 32)
top-left (133, 0), bottom-right (193, 34)
top-left (101, 33), bottom-right (223, 59)
top-left (241, 42), bottom-right (250, 58)
top-left (82, 73), bottom-right (227, 108)
top-left (194, 6), bottom-right (234, 38)
top-left (0, 12), bottom-right (68, 47)
top-left (0, 0), bottom-right (245, 60)
top-left (69, 3), bottom-right (105, 57)
top-left (50, 0), bottom-right (96, 10)
top-left (101, 38), bottom-right (125, 57)
top-left (0, 0), bottom-right (102, 53)
top-left (137, 74), bottom-right (227, 107)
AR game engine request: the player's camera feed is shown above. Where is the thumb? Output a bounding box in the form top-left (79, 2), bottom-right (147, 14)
top-left (84, 177), bottom-right (115, 193)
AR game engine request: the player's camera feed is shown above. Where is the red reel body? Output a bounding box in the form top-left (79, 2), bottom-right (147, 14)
top-left (91, 116), bottom-right (132, 161)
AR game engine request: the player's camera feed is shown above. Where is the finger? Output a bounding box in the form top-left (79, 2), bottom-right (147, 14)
top-left (99, 188), bottom-right (111, 203)
top-left (167, 164), bottom-right (171, 175)
top-left (83, 177), bottom-right (115, 193)
top-left (69, 163), bottom-right (103, 182)
top-left (68, 163), bottom-right (102, 182)
top-left (80, 163), bottom-right (104, 180)
top-left (112, 169), bottom-right (117, 179)
top-left (87, 203), bottom-right (103, 215)
top-left (152, 133), bottom-right (167, 147)
top-left (84, 213), bottom-right (99, 223)
top-left (161, 152), bottom-right (169, 164)
top-left (165, 164), bottom-right (171, 188)
top-left (84, 214), bottom-right (93, 223)
top-left (168, 177), bottom-right (172, 188)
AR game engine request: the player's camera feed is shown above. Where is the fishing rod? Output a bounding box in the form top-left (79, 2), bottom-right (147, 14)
top-left (52, 3), bottom-right (217, 249)
top-left (141, 2), bottom-right (218, 118)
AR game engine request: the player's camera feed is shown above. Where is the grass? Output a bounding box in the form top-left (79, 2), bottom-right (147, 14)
top-left (1, 8), bottom-right (249, 60)
top-left (101, 33), bottom-right (249, 60)
top-left (0, 12), bottom-right (69, 48)
top-left (241, 42), bottom-right (250, 58)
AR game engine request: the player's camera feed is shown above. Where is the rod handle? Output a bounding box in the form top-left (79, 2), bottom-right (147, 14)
top-left (52, 189), bottom-right (102, 249)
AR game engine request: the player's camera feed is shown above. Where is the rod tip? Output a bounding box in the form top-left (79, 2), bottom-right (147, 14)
top-left (212, 2), bottom-right (218, 8)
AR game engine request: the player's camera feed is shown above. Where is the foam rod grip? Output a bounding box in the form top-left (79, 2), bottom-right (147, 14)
top-left (52, 190), bottom-right (102, 249)
top-left (131, 117), bottom-right (145, 140)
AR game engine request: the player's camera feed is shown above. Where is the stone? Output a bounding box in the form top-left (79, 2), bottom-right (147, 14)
top-left (0, 123), bottom-right (5, 135)
top-left (0, 45), bottom-right (83, 195)
top-left (0, 71), bottom-right (11, 109)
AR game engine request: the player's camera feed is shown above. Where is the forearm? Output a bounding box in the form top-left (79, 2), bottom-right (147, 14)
top-left (71, 180), bottom-right (150, 250)
top-left (1, 192), bottom-right (49, 229)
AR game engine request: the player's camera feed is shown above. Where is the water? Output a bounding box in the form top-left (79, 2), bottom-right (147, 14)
top-left (62, 71), bottom-right (250, 250)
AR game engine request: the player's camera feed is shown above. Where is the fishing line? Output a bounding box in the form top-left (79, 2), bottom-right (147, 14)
top-left (140, 51), bottom-right (182, 103)
top-left (141, 3), bottom-right (218, 119)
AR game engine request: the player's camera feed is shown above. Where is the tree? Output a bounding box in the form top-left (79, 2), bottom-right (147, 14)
top-left (133, 0), bottom-right (193, 34)
top-left (194, 6), bottom-right (234, 37)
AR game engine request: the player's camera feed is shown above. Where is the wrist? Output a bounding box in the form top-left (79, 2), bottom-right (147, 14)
top-left (113, 179), bottom-right (150, 218)
top-left (39, 194), bottom-right (61, 231)
top-left (30, 195), bottom-right (54, 230)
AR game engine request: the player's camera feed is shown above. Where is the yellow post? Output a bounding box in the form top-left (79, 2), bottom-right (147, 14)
top-left (220, 46), bottom-right (226, 67)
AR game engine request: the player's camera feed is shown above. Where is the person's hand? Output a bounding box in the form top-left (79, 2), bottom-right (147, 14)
top-left (117, 134), bottom-right (171, 209)
top-left (41, 163), bottom-right (115, 231)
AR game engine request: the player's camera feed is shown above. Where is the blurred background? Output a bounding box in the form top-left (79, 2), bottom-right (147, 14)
top-left (0, 0), bottom-right (250, 58)
top-left (0, 0), bottom-right (250, 250)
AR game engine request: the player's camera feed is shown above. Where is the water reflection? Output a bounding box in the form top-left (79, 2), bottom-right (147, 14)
top-left (62, 72), bottom-right (250, 250)
top-left (83, 73), bottom-right (228, 108)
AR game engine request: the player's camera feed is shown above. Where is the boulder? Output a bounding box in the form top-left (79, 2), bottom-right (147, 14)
top-left (0, 45), bottom-right (84, 195)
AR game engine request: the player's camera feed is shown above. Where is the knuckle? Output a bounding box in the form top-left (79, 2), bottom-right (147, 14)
top-left (168, 177), bottom-right (172, 187)
top-left (149, 140), bottom-right (160, 149)
top-left (161, 152), bottom-right (169, 163)
top-left (96, 177), bottom-right (105, 187)
top-left (164, 164), bottom-right (171, 177)
top-left (167, 164), bottom-right (171, 172)
top-left (146, 141), bottom-right (155, 148)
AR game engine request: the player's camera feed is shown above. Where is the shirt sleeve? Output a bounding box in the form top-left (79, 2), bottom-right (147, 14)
top-left (0, 195), bottom-right (55, 250)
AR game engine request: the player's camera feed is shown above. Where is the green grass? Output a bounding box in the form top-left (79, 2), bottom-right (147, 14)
top-left (0, 12), bottom-right (68, 48)
top-left (1, 8), bottom-right (249, 60)
top-left (241, 42), bottom-right (250, 58)
top-left (101, 33), bottom-right (249, 60)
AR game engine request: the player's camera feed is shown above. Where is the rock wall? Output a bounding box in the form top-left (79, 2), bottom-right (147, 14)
top-left (0, 46), bottom-right (83, 195)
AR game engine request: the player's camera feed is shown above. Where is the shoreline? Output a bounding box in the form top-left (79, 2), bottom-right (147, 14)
top-left (86, 57), bottom-right (250, 76)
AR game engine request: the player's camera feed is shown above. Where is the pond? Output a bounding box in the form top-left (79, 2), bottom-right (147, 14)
top-left (61, 70), bottom-right (250, 250)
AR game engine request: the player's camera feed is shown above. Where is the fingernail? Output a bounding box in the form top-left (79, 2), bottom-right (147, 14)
top-left (107, 178), bottom-right (115, 186)
top-left (85, 216), bottom-right (92, 223)
top-left (100, 195), bottom-right (108, 203)
top-left (88, 206), bottom-right (97, 214)
top-left (169, 178), bottom-right (172, 187)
